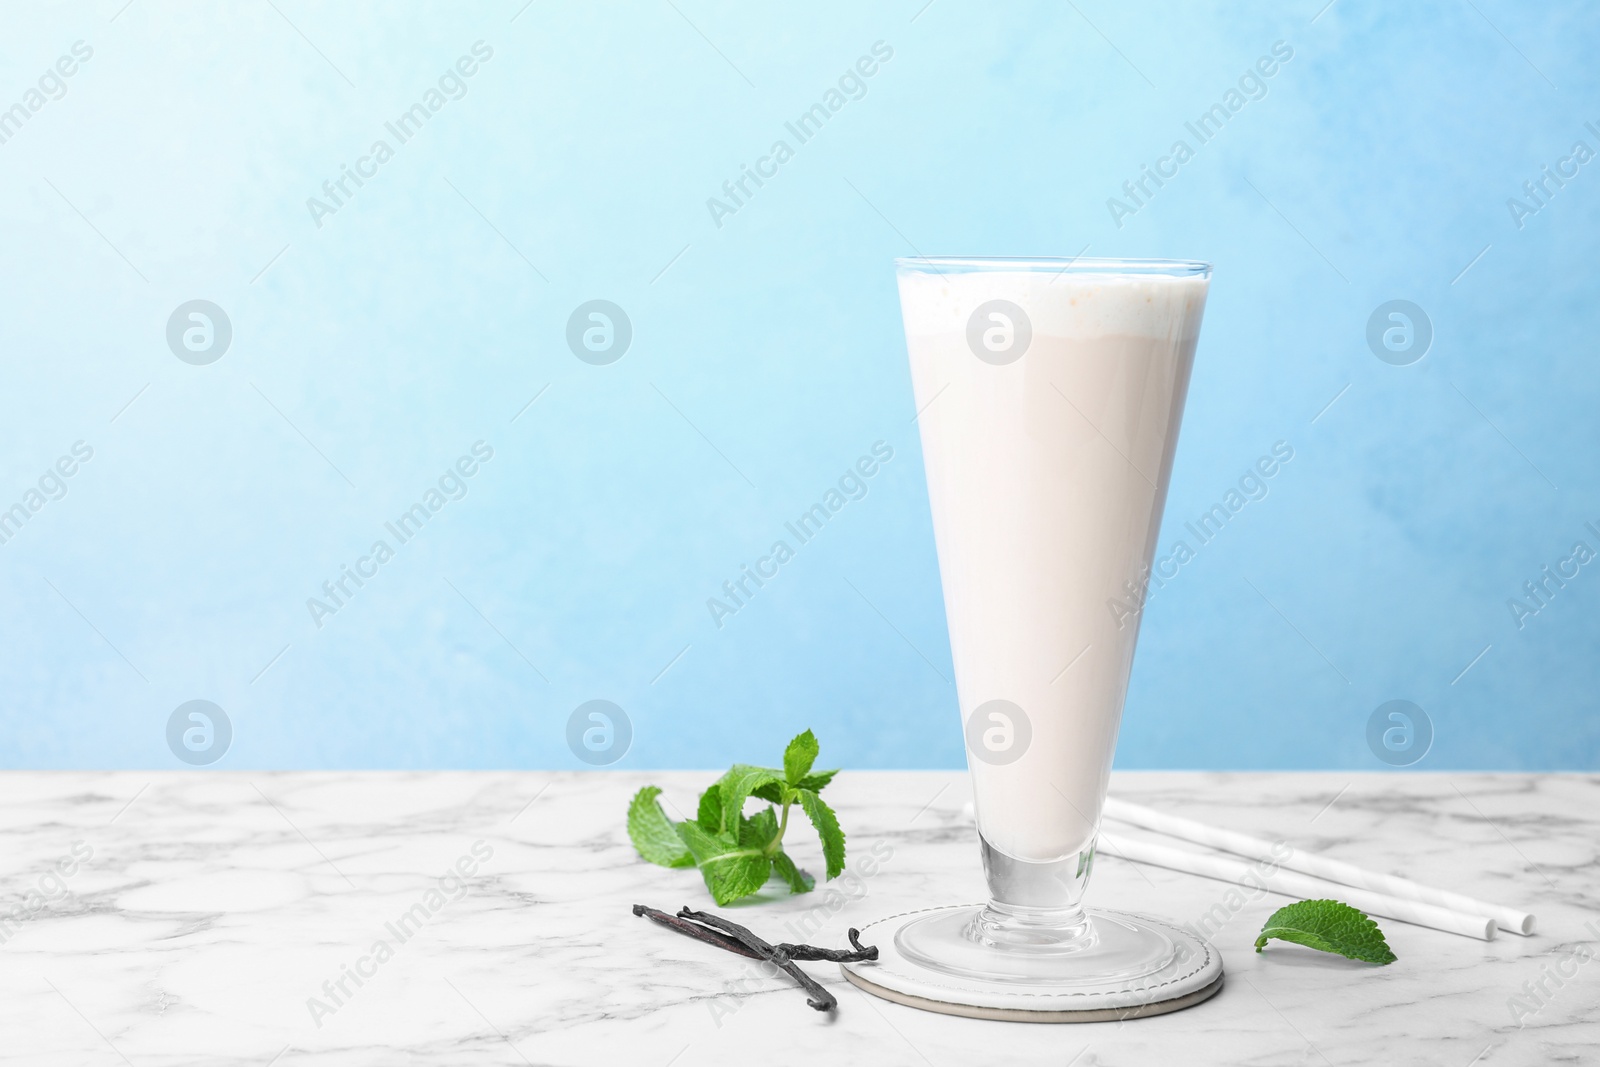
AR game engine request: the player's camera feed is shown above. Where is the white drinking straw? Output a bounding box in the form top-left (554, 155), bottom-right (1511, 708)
top-left (1097, 832), bottom-right (1497, 941)
top-left (1103, 796), bottom-right (1536, 936)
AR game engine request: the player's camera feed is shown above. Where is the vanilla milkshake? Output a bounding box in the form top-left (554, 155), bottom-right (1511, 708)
top-left (898, 259), bottom-right (1208, 895)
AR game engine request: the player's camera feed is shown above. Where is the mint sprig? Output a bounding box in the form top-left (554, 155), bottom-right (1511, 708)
top-left (626, 729), bottom-right (844, 906)
top-left (1255, 899), bottom-right (1397, 964)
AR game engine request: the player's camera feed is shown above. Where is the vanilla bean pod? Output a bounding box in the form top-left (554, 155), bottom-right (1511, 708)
top-left (775, 928), bottom-right (878, 963)
top-left (632, 904), bottom-right (761, 959)
top-left (677, 906), bottom-right (838, 1012)
top-left (634, 905), bottom-right (878, 1004)
top-left (635, 905), bottom-right (877, 965)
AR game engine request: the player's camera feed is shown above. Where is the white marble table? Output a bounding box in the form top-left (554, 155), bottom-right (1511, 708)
top-left (2, 771), bottom-right (1594, 1065)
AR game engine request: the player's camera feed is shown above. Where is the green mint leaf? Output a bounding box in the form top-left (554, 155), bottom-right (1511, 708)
top-left (678, 821), bottom-right (770, 905)
top-left (798, 788), bottom-right (846, 880)
top-left (740, 807), bottom-right (780, 850)
top-left (783, 729), bottom-right (819, 784)
top-left (676, 819), bottom-right (729, 861)
top-left (696, 783), bottom-right (724, 834)
top-left (751, 781), bottom-right (807, 809)
top-left (1255, 900), bottom-right (1397, 964)
top-left (772, 850), bottom-right (815, 894)
top-left (627, 786), bottom-right (695, 868)
top-left (795, 769), bottom-right (837, 792)
top-left (704, 852), bottom-right (771, 906)
top-left (716, 764), bottom-right (782, 838)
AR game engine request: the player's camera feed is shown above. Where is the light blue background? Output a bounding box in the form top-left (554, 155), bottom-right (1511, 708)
top-left (1, 2), bottom-right (1596, 770)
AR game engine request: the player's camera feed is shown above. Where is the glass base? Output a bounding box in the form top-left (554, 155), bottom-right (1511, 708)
top-left (897, 904), bottom-right (1178, 985)
top-left (841, 904), bottom-right (1223, 1019)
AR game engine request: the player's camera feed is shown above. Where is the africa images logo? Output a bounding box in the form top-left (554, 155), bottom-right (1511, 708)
top-left (306, 442), bottom-right (494, 630)
top-left (305, 41), bottom-right (494, 229)
top-left (705, 41), bottom-right (894, 229)
top-left (166, 701), bottom-right (232, 766)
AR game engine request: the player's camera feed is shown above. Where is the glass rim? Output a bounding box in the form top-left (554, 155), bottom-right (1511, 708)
top-left (895, 256), bottom-right (1211, 277)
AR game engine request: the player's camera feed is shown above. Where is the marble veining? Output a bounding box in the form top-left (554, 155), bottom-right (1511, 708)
top-left (0, 771), bottom-right (1595, 1065)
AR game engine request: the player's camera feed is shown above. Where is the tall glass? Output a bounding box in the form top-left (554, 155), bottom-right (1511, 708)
top-left (896, 257), bottom-right (1209, 984)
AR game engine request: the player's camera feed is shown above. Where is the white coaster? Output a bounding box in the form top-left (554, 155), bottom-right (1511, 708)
top-left (841, 905), bottom-right (1224, 1023)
